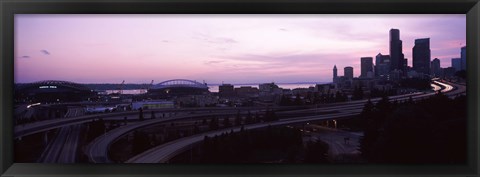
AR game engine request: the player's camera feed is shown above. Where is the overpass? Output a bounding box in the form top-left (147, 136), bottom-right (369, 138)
top-left (14, 106), bottom-right (298, 138)
top-left (125, 80), bottom-right (463, 163)
top-left (85, 91), bottom-right (434, 163)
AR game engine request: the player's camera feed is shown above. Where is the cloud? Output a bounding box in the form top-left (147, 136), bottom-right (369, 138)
top-left (162, 40), bottom-right (169, 43)
top-left (192, 33), bottom-right (238, 44)
top-left (204, 60), bottom-right (226, 65)
top-left (279, 28), bottom-right (288, 31)
top-left (214, 52), bottom-right (359, 75)
top-left (220, 38), bottom-right (237, 44)
top-left (207, 37), bottom-right (237, 44)
top-left (41, 50), bottom-right (50, 55)
top-left (19, 56), bottom-right (30, 59)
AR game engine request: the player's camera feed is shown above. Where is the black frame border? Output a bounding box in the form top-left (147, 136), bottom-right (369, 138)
top-left (1, 0), bottom-right (479, 176)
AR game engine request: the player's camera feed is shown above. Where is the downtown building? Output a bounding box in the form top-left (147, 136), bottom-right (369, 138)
top-left (461, 46), bottom-right (466, 71)
top-left (452, 58), bottom-right (462, 71)
top-left (219, 83), bottom-right (235, 97)
top-left (360, 57), bottom-right (374, 78)
top-left (375, 53), bottom-right (391, 78)
top-left (344, 66), bottom-right (354, 80)
top-left (412, 38), bottom-right (431, 76)
top-left (430, 58), bottom-right (441, 77)
top-left (389, 29), bottom-right (405, 73)
top-left (331, 65), bottom-right (353, 90)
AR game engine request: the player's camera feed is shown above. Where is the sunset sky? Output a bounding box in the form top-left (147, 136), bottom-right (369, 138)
top-left (15, 14), bottom-right (466, 84)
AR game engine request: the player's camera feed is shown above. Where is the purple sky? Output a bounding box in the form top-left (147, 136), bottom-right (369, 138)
top-left (15, 14), bottom-right (465, 84)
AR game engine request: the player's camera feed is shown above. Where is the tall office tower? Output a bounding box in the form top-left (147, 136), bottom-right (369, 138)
top-left (333, 65), bottom-right (338, 82)
top-left (461, 46), bottom-right (466, 70)
top-left (344, 66), bottom-right (354, 80)
top-left (360, 57), bottom-right (374, 78)
top-left (403, 58), bottom-right (408, 71)
top-left (452, 58), bottom-right (462, 71)
top-left (375, 53), bottom-right (391, 77)
top-left (389, 29), bottom-right (405, 72)
top-left (412, 38), bottom-right (431, 75)
top-left (431, 58), bottom-right (441, 77)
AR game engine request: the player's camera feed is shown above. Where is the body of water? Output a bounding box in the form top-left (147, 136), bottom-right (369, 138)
top-left (208, 83), bottom-right (323, 92)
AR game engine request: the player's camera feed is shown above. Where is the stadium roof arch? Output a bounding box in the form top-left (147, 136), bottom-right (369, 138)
top-left (151, 79), bottom-right (208, 90)
top-left (16, 80), bottom-right (92, 92)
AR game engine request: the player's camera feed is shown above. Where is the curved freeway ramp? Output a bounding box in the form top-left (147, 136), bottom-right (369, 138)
top-left (126, 112), bottom-right (358, 163)
top-left (85, 111), bottom-right (249, 163)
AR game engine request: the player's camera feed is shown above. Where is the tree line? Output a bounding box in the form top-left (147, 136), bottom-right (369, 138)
top-left (358, 93), bottom-right (467, 163)
top-left (171, 126), bottom-right (330, 163)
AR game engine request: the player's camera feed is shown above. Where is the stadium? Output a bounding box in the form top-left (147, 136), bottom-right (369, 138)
top-left (147, 79), bottom-right (210, 98)
top-left (15, 80), bottom-right (96, 103)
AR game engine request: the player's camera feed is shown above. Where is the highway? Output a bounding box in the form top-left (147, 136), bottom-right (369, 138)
top-left (38, 107), bottom-right (84, 163)
top-left (125, 80), bottom-right (463, 163)
top-left (434, 80), bottom-right (465, 96)
top-left (57, 125), bottom-right (82, 163)
top-left (14, 105), bottom-right (308, 138)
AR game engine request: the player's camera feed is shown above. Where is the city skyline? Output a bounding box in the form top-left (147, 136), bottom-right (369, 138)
top-left (15, 14), bottom-right (466, 84)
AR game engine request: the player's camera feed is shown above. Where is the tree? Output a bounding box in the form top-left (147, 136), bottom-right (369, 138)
top-left (279, 95), bottom-right (292, 106)
top-left (352, 86), bottom-right (364, 100)
top-left (223, 117), bottom-right (231, 127)
top-left (235, 110), bottom-right (242, 126)
top-left (245, 111), bottom-right (253, 124)
top-left (294, 94), bottom-right (303, 105)
top-left (358, 93), bottom-right (467, 163)
top-left (209, 117), bottom-right (219, 130)
top-left (304, 140), bottom-right (330, 163)
top-left (375, 95), bottom-right (391, 115)
top-left (193, 125), bottom-right (200, 134)
top-left (334, 91), bottom-right (344, 102)
top-left (362, 99), bottom-right (374, 115)
top-left (151, 111), bottom-right (155, 119)
top-left (138, 108), bottom-right (144, 121)
top-left (264, 110), bottom-right (278, 121)
top-left (455, 70), bottom-right (466, 80)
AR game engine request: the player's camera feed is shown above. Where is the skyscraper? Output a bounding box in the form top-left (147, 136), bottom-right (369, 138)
top-left (452, 58), bottom-right (462, 71)
top-left (412, 38), bottom-right (431, 75)
top-left (333, 65), bottom-right (338, 82)
top-left (360, 57), bottom-right (373, 78)
top-left (431, 58), bottom-right (441, 77)
top-left (389, 29), bottom-right (405, 72)
top-left (344, 67), bottom-right (354, 80)
top-left (461, 46), bottom-right (466, 71)
top-left (375, 53), bottom-right (390, 77)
